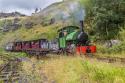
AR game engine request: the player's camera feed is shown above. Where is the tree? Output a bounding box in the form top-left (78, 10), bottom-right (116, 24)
top-left (81, 0), bottom-right (125, 40)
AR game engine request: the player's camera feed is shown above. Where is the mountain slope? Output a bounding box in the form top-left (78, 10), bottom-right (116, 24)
top-left (33, 0), bottom-right (85, 26)
top-left (0, 0), bottom-right (85, 47)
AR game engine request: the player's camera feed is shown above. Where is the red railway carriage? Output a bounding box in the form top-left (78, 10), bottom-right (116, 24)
top-left (12, 39), bottom-right (49, 52)
top-left (31, 40), bottom-right (40, 49)
top-left (22, 41), bottom-right (31, 50)
top-left (14, 41), bottom-right (32, 51)
top-left (14, 42), bottom-right (22, 51)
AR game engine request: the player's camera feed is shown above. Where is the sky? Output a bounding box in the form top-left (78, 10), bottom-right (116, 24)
top-left (0, 0), bottom-right (62, 15)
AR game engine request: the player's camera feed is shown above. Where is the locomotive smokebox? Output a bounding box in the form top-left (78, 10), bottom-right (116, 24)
top-left (77, 20), bottom-right (88, 45)
top-left (80, 20), bottom-right (84, 32)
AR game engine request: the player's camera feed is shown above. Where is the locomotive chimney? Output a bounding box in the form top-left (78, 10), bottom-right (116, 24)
top-left (80, 20), bottom-right (84, 32)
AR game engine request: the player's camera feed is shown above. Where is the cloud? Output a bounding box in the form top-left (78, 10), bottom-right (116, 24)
top-left (0, 0), bottom-right (62, 15)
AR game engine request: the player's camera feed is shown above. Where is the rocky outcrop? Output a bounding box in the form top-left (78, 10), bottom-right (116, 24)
top-left (0, 12), bottom-right (26, 19)
top-left (2, 23), bottom-right (22, 32)
top-left (24, 22), bottom-right (34, 29)
top-left (105, 40), bottom-right (121, 48)
top-left (0, 17), bottom-right (36, 32)
top-left (1, 18), bottom-right (22, 32)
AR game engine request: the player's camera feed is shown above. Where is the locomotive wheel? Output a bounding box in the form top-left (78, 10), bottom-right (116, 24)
top-left (66, 49), bottom-right (73, 55)
top-left (66, 45), bottom-right (76, 56)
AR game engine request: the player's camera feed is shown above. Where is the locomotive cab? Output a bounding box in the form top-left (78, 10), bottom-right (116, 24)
top-left (58, 26), bottom-right (79, 48)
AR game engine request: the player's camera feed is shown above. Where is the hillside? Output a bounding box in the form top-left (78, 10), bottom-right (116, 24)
top-left (0, 23), bottom-right (61, 47)
top-left (32, 0), bottom-right (85, 26)
top-left (0, 0), bottom-right (85, 46)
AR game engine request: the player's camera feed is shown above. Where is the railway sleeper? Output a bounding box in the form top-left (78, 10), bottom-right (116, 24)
top-left (0, 78), bottom-right (9, 82)
top-left (12, 77), bottom-right (20, 82)
top-left (120, 58), bottom-right (125, 63)
top-left (0, 72), bottom-right (20, 82)
top-left (0, 75), bottom-right (8, 78)
top-left (108, 58), bottom-right (117, 63)
top-left (0, 72), bottom-right (11, 75)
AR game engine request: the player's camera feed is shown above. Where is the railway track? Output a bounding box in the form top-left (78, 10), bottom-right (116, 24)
top-left (0, 55), bottom-right (22, 83)
top-left (89, 56), bottom-right (125, 64)
top-left (0, 53), bottom-right (125, 83)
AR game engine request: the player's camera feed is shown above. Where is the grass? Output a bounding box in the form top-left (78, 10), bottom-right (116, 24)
top-left (0, 48), bottom-right (27, 59)
top-left (0, 23), bottom-right (62, 47)
top-left (0, 1), bottom-right (125, 82)
top-left (94, 26), bottom-right (125, 58)
top-left (96, 40), bottom-right (125, 58)
top-left (0, 58), bottom-right (4, 65)
top-left (21, 56), bottom-right (125, 83)
top-left (0, 15), bottom-right (63, 47)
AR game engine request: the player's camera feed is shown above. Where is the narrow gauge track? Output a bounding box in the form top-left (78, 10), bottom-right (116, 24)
top-left (88, 55), bottom-right (125, 64)
top-left (27, 52), bottom-right (125, 64)
top-left (0, 55), bottom-right (22, 83)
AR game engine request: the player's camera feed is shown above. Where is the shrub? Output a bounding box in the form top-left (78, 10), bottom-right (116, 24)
top-left (80, 0), bottom-right (125, 40)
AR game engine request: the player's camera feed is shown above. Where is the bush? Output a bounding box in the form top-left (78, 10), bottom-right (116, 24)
top-left (82, 60), bottom-right (125, 83)
top-left (80, 0), bottom-right (125, 40)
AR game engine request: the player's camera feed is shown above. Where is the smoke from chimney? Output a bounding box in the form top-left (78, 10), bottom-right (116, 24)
top-left (69, 2), bottom-right (86, 25)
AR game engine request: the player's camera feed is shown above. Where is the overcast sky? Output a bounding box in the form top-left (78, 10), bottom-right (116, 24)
top-left (0, 0), bottom-right (62, 15)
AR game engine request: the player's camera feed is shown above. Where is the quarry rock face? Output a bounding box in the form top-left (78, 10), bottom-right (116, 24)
top-left (1, 18), bottom-right (22, 32)
top-left (2, 23), bottom-right (22, 32)
top-left (0, 17), bottom-right (34, 32)
top-left (0, 12), bottom-right (26, 32)
top-left (105, 40), bottom-right (121, 48)
top-left (11, 23), bottom-right (22, 31)
top-left (24, 22), bottom-right (34, 29)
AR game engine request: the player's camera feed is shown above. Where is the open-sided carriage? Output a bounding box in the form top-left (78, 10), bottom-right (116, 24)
top-left (5, 39), bottom-right (59, 55)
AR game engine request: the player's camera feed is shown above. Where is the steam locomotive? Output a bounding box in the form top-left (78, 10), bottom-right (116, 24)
top-left (5, 21), bottom-right (96, 56)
